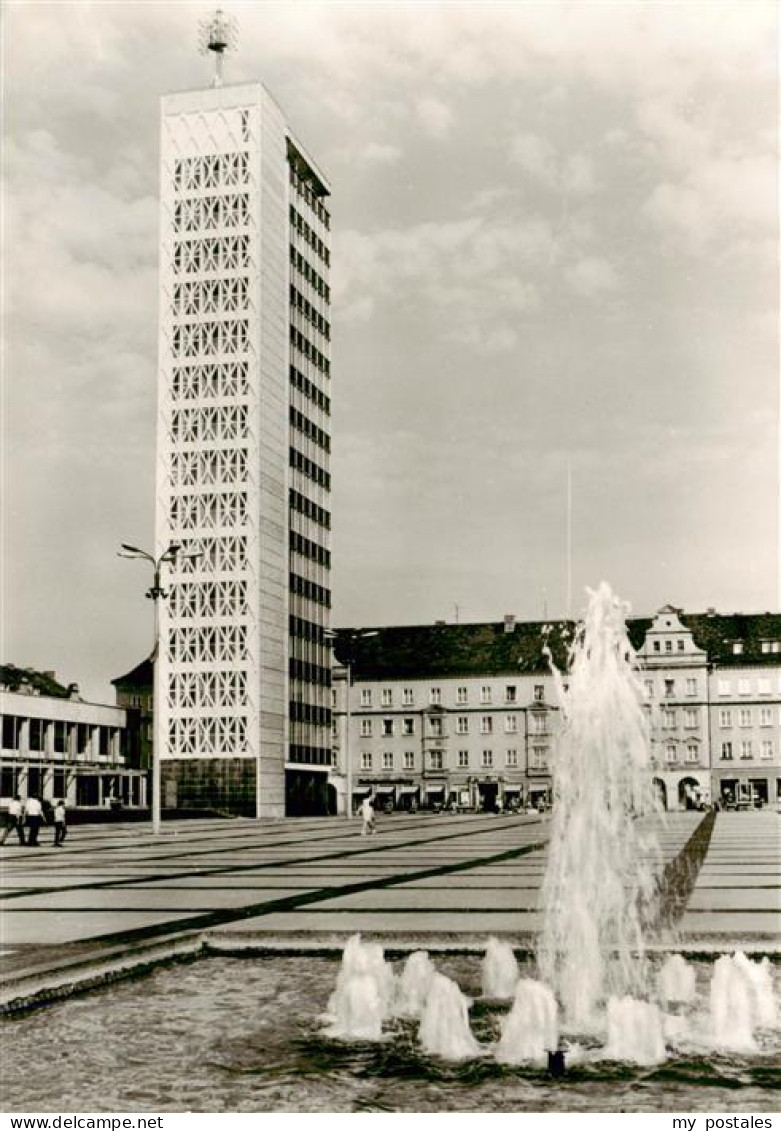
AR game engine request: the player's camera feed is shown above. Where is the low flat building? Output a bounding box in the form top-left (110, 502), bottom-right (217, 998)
top-left (0, 666), bottom-right (145, 812)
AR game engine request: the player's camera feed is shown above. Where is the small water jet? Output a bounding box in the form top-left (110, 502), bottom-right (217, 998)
top-left (605, 996), bottom-right (666, 1065)
top-left (482, 936), bottom-right (520, 999)
top-left (418, 972), bottom-right (481, 1061)
top-left (658, 953), bottom-right (696, 1012)
top-left (710, 952), bottom-right (777, 1052)
top-left (324, 933), bottom-right (396, 1040)
top-left (495, 978), bottom-right (558, 1065)
top-left (394, 950), bottom-right (437, 1018)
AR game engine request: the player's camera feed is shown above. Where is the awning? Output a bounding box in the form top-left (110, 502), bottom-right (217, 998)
top-left (352, 786), bottom-right (372, 797)
top-left (374, 786), bottom-right (395, 797)
top-left (504, 785), bottom-right (522, 794)
top-left (397, 786), bottom-right (419, 796)
top-left (424, 785), bottom-right (446, 796)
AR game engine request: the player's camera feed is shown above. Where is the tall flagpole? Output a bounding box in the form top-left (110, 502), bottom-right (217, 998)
top-left (566, 462), bottom-right (572, 620)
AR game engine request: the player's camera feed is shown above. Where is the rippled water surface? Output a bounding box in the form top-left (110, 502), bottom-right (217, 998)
top-left (2, 956), bottom-right (779, 1113)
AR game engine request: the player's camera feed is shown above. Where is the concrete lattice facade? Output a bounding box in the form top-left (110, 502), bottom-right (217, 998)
top-left (156, 82), bottom-right (331, 816)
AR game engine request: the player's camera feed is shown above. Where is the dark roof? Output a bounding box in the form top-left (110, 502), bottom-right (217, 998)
top-left (111, 658), bottom-right (153, 688)
top-left (0, 665), bottom-right (71, 698)
top-left (333, 610), bottom-right (781, 681)
top-left (332, 621), bottom-right (577, 680)
top-left (681, 611), bottom-right (781, 665)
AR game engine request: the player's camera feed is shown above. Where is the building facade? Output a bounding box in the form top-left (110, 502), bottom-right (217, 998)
top-left (0, 666), bottom-right (145, 811)
top-left (155, 81), bottom-right (332, 817)
top-left (332, 607), bottom-right (781, 815)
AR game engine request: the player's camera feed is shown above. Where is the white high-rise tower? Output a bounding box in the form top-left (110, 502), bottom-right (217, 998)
top-left (155, 46), bottom-right (332, 817)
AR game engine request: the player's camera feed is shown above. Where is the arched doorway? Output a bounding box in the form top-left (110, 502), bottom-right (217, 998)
top-left (653, 778), bottom-right (667, 811)
top-left (678, 777), bottom-right (702, 810)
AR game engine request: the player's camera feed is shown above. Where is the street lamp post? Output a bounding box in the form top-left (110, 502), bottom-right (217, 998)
top-left (325, 629), bottom-right (378, 819)
top-left (117, 541), bottom-right (195, 834)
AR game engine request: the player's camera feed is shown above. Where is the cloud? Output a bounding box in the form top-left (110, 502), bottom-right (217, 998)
top-left (565, 257), bottom-right (620, 298)
top-left (416, 96), bottom-right (454, 138)
top-left (642, 151), bottom-right (777, 253)
top-left (362, 141), bottom-right (403, 164)
top-left (510, 133), bottom-right (598, 196)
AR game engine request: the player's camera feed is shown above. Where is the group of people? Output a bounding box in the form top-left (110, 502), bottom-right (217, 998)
top-left (0, 796), bottom-right (67, 847)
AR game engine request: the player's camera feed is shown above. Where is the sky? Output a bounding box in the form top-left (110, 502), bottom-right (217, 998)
top-left (2, 0), bottom-right (779, 702)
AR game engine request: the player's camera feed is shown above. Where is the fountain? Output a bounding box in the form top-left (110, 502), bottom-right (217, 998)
top-left (418, 972), bottom-right (482, 1060)
top-left (495, 978), bottom-right (558, 1064)
top-left (394, 949), bottom-right (437, 1018)
top-left (320, 584), bottom-right (778, 1074)
top-left (482, 936), bottom-right (520, 999)
top-left (605, 996), bottom-right (666, 1065)
top-left (538, 582), bottom-right (663, 1028)
top-left (658, 953), bottom-right (696, 1011)
top-left (324, 933), bottom-right (396, 1040)
top-left (710, 952), bottom-right (777, 1052)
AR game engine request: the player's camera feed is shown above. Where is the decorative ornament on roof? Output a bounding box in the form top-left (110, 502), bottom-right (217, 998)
top-left (198, 9), bottom-right (238, 88)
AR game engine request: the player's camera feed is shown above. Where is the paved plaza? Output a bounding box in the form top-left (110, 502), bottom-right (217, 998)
top-left (0, 809), bottom-right (778, 1010)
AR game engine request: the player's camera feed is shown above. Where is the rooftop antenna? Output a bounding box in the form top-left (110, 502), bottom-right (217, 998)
top-left (198, 9), bottom-right (237, 88)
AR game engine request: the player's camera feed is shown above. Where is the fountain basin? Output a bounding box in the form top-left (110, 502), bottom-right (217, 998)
top-left (2, 953), bottom-right (778, 1113)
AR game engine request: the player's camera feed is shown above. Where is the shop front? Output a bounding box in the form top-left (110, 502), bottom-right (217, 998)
top-left (714, 771), bottom-right (771, 809)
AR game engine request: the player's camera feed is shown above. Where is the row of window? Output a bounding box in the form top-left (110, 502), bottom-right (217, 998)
top-left (170, 448), bottom-right (248, 488)
top-left (291, 364), bottom-right (330, 415)
top-left (290, 571), bottom-right (331, 609)
top-left (290, 531), bottom-right (331, 569)
top-left (290, 489), bottom-right (331, 530)
top-left (291, 326), bottom-right (330, 376)
top-left (289, 702), bottom-right (331, 726)
top-left (719, 707), bottom-right (778, 728)
top-left (288, 164), bottom-right (331, 230)
top-left (172, 319), bottom-right (251, 361)
top-left (170, 490), bottom-right (248, 532)
top-left (355, 714), bottom-right (550, 738)
top-left (289, 615), bottom-right (329, 644)
top-left (659, 708), bottom-right (701, 729)
top-left (174, 153), bottom-right (249, 192)
top-left (358, 748), bottom-right (545, 771)
top-left (289, 205), bottom-right (331, 266)
top-left (650, 638), bottom-right (781, 660)
top-left (290, 406), bottom-right (330, 453)
top-left (290, 446), bottom-right (330, 491)
top-left (290, 246), bottom-right (330, 302)
top-left (290, 285), bottom-right (330, 341)
top-left (289, 658), bottom-right (331, 687)
top-left (288, 744), bottom-right (332, 766)
top-left (720, 740), bottom-right (775, 760)
top-left (171, 361), bottom-right (250, 402)
top-left (717, 677), bottom-right (780, 696)
top-left (173, 277), bottom-right (249, 317)
top-left (650, 638), bottom-right (688, 654)
top-left (172, 234), bottom-right (251, 275)
top-left (174, 194), bottom-right (250, 233)
top-left (662, 745), bottom-right (702, 764)
top-left (1, 718), bottom-right (122, 757)
top-left (355, 684), bottom-right (545, 709)
top-left (645, 678), bottom-right (698, 697)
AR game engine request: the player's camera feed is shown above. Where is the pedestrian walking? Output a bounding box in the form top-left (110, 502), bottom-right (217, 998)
top-left (360, 795), bottom-right (376, 836)
top-left (24, 795), bottom-right (43, 847)
top-left (0, 796), bottom-right (26, 846)
top-left (53, 799), bottom-right (67, 846)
